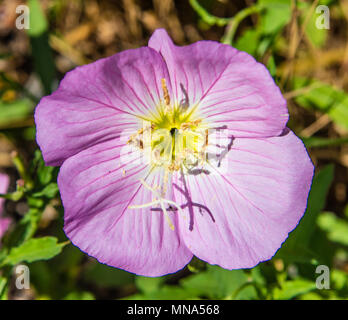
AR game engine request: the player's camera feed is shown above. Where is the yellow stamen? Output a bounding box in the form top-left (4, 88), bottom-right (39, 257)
top-left (161, 78), bottom-right (171, 113)
top-left (126, 82), bottom-right (209, 174)
top-left (127, 124), bottom-right (155, 149)
top-left (180, 119), bottom-right (202, 131)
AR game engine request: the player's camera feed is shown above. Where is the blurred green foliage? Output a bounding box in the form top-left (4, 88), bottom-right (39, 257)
top-left (28, 0), bottom-right (56, 95)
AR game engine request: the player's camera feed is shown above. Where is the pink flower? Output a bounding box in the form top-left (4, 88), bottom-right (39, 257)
top-left (0, 173), bottom-right (11, 245)
top-left (34, 29), bottom-right (313, 276)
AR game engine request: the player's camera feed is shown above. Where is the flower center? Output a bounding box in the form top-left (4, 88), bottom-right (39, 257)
top-left (127, 79), bottom-right (213, 229)
top-left (127, 79), bottom-right (209, 172)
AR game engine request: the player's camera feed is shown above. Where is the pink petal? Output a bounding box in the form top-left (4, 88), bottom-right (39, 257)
top-left (0, 173), bottom-right (9, 216)
top-left (58, 139), bottom-right (192, 276)
top-left (0, 173), bottom-right (10, 242)
top-left (35, 47), bottom-right (171, 166)
top-left (148, 29), bottom-right (288, 138)
top-left (172, 129), bottom-right (314, 269)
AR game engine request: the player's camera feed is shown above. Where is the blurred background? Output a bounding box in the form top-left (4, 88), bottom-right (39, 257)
top-left (0, 0), bottom-right (348, 300)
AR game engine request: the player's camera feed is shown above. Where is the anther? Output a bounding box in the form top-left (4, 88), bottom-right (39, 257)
top-left (161, 78), bottom-right (171, 112)
top-left (127, 124), bottom-right (154, 149)
top-left (180, 119), bottom-right (202, 131)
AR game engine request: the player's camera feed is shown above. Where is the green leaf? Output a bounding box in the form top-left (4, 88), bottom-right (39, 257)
top-left (251, 266), bottom-right (266, 287)
top-left (250, 266), bottom-right (268, 298)
top-left (52, 243), bottom-right (84, 273)
top-left (276, 165), bottom-right (334, 263)
top-left (299, 292), bottom-right (324, 300)
top-left (2, 208), bottom-right (43, 249)
top-left (0, 100), bottom-right (33, 128)
top-left (27, 0), bottom-right (48, 37)
top-left (64, 291), bottom-right (95, 300)
top-left (209, 266), bottom-right (256, 299)
top-left (181, 266), bottom-right (256, 299)
top-left (83, 262), bottom-right (134, 288)
top-left (143, 285), bottom-right (198, 300)
top-left (135, 276), bottom-right (165, 294)
top-left (27, 0), bottom-right (55, 95)
top-left (0, 276), bottom-right (7, 300)
top-left (32, 183), bottom-right (59, 198)
top-left (259, 0), bottom-right (291, 34)
top-left (1, 237), bottom-right (67, 266)
top-left (273, 279), bottom-right (317, 300)
top-left (31, 150), bottom-right (58, 187)
top-left (38, 165), bottom-right (57, 186)
top-left (291, 165), bottom-right (334, 245)
top-left (317, 212), bottom-right (348, 246)
top-left (180, 271), bottom-right (220, 298)
top-left (267, 55), bottom-right (277, 77)
top-left (235, 29), bottom-right (261, 56)
top-left (23, 126), bottom-right (36, 141)
top-left (331, 270), bottom-right (348, 291)
top-left (294, 78), bottom-right (348, 130)
top-left (303, 3), bottom-right (328, 48)
top-left (298, 0), bottom-right (331, 48)
top-left (27, 197), bottom-right (45, 208)
top-left (124, 284), bottom-right (198, 300)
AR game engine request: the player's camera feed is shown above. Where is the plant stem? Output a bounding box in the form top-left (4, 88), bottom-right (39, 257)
top-left (222, 5), bottom-right (264, 45)
top-left (0, 191), bottom-right (23, 201)
top-left (189, 0), bottom-right (230, 26)
top-left (11, 151), bottom-right (34, 190)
